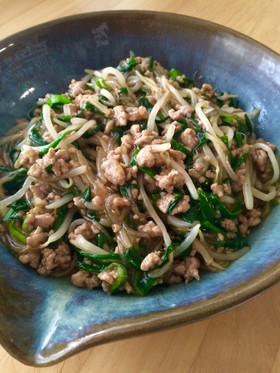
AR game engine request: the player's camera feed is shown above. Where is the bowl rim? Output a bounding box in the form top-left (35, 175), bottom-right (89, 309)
top-left (0, 9), bottom-right (280, 366)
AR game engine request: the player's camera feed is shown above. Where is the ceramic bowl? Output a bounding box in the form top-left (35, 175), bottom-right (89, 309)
top-left (0, 10), bottom-right (280, 367)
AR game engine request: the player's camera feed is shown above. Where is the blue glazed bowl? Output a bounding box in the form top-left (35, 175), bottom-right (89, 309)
top-left (0, 10), bottom-right (280, 366)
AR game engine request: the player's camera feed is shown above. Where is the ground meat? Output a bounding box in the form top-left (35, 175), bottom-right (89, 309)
top-left (231, 164), bottom-right (246, 192)
top-left (180, 128), bottom-right (198, 150)
top-left (98, 269), bottom-right (118, 293)
top-left (28, 147), bottom-right (79, 179)
top-left (105, 149), bottom-right (122, 162)
top-left (73, 196), bottom-right (85, 210)
top-left (125, 165), bottom-right (138, 181)
top-left (238, 208), bottom-right (262, 235)
top-left (92, 195), bottom-right (104, 210)
top-left (168, 148), bottom-right (186, 163)
top-left (26, 227), bottom-right (48, 249)
top-left (140, 251), bottom-right (163, 271)
top-left (138, 221), bottom-right (162, 237)
top-left (134, 130), bottom-right (159, 146)
top-left (211, 183), bottom-right (231, 197)
top-left (111, 195), bottom-right (130, 209)
top-left (69, 221), bottom-right (100, 241)
top-left (252, 149), bottom-right (268, 172)
top-left (188, 153), bottom-right (210, 183)
top-left (25, 211), bottom-right (55, 229)
top-left (37, 243), bottom-right (73, 276)
top-left (143, 173), bottom-right (158, 193)
top-left (42, 131), bottom-right (53, 144)
top-left (127, 106), bottom-right (149, 121)
top-left (136, 147), bottom-right (164, 168)
top-left (156, 193), bottom-right (190, 215)
top-left (121, 133), bottom-right (134, 150)
top-left (130, 124), bottom-right (141, 137)
top-left (19, 251), bottom-right (41, 269)
top-left (71, 269), bottom-right (100, 289)
top-left (19, 146), bottom-right (39, 167)
top-left (69, 79), bottom-right (86, 97)
top-left (168, 105), bottom-right (193, 120)
top-left (113, 105), bottom-right (129, 126)
top-left (155, 169), bottom-right (184, 192)
top-left (168, 257), bottom-right (200, 284)
top-left (221, 219), bottom-right (237, 234)
top-left (201, 83), bottom-right (216, 97)
top-left (104, 119), bottom-right (115, 134)
top-left (101, 158), bottom-right (126, 186)
top-left (251, 146), bottom-right (273, 181)
top-left (29, 184), bottom-right (51, 200)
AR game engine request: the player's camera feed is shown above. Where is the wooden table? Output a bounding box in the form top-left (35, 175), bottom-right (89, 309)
top-left (0, 1), bottom-right (280, 372)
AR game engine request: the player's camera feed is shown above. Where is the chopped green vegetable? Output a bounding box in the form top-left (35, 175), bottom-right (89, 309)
top-left (3, 168), bottom-right (27, 194)
top-left (119, 87), bottom-right (128, 95)
top-left (117, 54), bottom-right (138, 73)
top-left (54, 205), bottom-right (68, 231)
top-left (82, 123), bottom-right (105, 138)
top-left (215, 235), bottom-right (249, 251)
top-left (138, 96), bottom-right (153, 110)
top-left (95, 78), bottom-right (110, 90)
top-left (46, 94), bottom-right (71, 108)
top-left (96, 233), bottom-right (106, 248)
top-left (171, 139), bottom-right (192, 156)
top-left (82, 101), bottom-right (105, 117)
top-left (130, 146), bottom-right (156, 179)
top-left (57, 115), bottom-right (72, 123)
top-left (105, 262), bottom-right (128, 293)
top-left (168, 68), bottom-right (193, 87)
top-left (39, 129), bottom-right (74, 156)
top-left (8, 220), bottom-right (27, 244)
top-left (2, 198), bottom-right (30, 222)
top-left (0, 165), bottom-right (10, 172)
top-left (45, 164), bottom-right (53, 173)
top-left (166, 192), bottom-right (184, 214)
top-left (29, 122), bottom-right (48, 146)
top-left (82, 186), bottom-right (92, 202)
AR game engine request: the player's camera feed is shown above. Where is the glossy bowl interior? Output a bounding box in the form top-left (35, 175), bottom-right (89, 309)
top-left (0, 10), bottom-right (280, 366)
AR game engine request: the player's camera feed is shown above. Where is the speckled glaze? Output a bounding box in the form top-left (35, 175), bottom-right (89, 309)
top-left (0, 11), bottom-right (280, 366)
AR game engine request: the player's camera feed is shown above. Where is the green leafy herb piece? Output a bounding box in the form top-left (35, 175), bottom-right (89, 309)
top-left (117, 54), bottom-right (138, 73)
top-left (8, 220), bottom-right (27, 244)
top-left (39, 129), bottom-right (74, 156)
top-left (82, 101), bottom-right (105, 117)
top-left (57, 115), bottom-right (72, 123)
top-left (95, 78), bottom-right (110, 90)
top-left (96, 233), bottom-right (106, 248)
top-left (46, 94), bottom-right (71, 108)
top-left (29, 122), bottom-right (48, 146)
top-left (138, 96), bottom-right (153, 110)
top-left (171, 139), bottom-right (192, 156)
top-left (2, 198), bottom-right (30, 222)
top-left (82, 186), bottom-right (91, 202)
top-left (215, 235), bottom-right (249, 251)
top-left (3, 168), bottom-right (27, 194)
top-left (168, 68), bottom-right (193, 87)
top-left (54, 205), bottom-right (68, 231)
top-left (130, 146), bottom-right (155, 179)
top-left (119, 87), bottom-right (128, 95)
top-left (166, 192), bottom-right (184, 214)
top-left (82, 123), bottom-right (105, 138)
top-left (0, 165), bottom-right (10, 172)
top-left (106, 262), bottom-right (128, 293)
top-left (88, 209), bottom-right (98, 221)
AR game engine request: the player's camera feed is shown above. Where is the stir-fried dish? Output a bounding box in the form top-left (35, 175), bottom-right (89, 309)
top-left (0, 54), bottom-right (279, 295)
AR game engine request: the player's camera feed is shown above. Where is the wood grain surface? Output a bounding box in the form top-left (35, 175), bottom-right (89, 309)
top-left (0, 1), bottom-right (280, 372)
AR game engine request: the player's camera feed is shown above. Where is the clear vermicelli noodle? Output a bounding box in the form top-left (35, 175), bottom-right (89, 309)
top-left (0, 53), bottom-right (279, 295)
